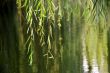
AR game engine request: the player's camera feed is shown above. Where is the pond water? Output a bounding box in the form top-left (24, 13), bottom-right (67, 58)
top-left (81, 27), bottom-right (109, 73)
top-left (83, 55), bottom-right (99, 73)
top-left (82, 48), bottom-right (108, 73)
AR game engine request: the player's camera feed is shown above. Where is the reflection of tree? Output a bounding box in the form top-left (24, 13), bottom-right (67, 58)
top-left (0, 0), bottom-right (110, 73)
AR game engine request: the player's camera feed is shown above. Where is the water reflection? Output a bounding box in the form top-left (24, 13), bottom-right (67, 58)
top-left (83, 55), bottom-right (89, 73)
top-left (82, 26), bottom-right (109, 73)
top-left (83, 55), bottom-right (99, 73)
top-left (91, 59), bottom-right (99, 73)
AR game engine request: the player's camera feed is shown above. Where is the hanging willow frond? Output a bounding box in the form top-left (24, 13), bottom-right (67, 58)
top-left (91, 0), bottom-right (109, 21)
